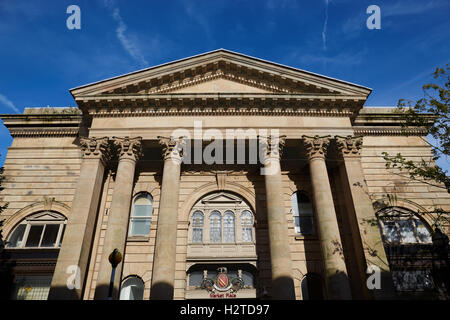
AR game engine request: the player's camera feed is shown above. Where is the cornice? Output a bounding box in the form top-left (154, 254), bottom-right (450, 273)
top-left (353, 127), bottom-right (428, 136)
top-left (8, 127), bottom-right (80, 138)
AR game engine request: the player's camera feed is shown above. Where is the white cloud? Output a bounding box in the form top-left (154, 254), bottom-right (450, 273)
top-left (322, 0), bottom-right (330, 51)
top-left (103, 0), bottom-right (148, 68)
top-left (0, 93), bottom-right (20, 113)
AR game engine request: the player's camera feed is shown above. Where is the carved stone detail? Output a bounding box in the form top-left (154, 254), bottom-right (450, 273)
top-left (302, 135), bottom-right (331, 160)
top-left (258, 135), bottom-right (286, 160)
top-left (335, 135), bottom-right (363, 157)
top-left (79, 137), bottom-right (110, 160)
top-left (158, 136), bottom-right (186, 161)
top-left (112, 136), bottom-right (143, 161)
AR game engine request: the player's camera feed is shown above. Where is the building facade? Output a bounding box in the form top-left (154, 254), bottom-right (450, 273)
top-left (0, 50), bottom-right (448, 300)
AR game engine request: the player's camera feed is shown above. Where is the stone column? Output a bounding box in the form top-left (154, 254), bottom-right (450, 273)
top-left (335, 135), bottom-right (395, 299)
top-left (302, 135), bottom-right (352, 299)
top-left (259, 135), bottom-right (296, 300)
top-left (150, 136), bottom-right (185, 300)
top-left (49, 137), bottom-right (110, 300)
top-left (94, 136), bottom-right (142, 300)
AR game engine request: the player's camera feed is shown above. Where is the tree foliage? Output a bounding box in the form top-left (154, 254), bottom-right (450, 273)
top-left (383, 65), bottom-right (449, 192)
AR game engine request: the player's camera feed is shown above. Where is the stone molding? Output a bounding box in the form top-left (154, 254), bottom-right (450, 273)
top-left (335, 135), bottom-right (363, 157)
top-left (9, 128), bottom-right (79, 137)
top-left (302, 135), bottom-right (331, 160)
top-left (158, 136), bottom-right (186, 161)
top-left (112, 136), bottom-right (143, 162)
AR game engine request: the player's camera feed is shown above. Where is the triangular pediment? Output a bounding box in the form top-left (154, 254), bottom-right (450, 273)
top-left (70, 49), bottom-right (371, 99)
top-left (201, 192), bottom-right (243, 204)
top-left (27, 211), bottom-right (65, 221)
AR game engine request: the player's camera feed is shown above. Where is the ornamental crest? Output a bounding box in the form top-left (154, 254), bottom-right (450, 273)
top-left (201, 267), bottom-right (244, 294)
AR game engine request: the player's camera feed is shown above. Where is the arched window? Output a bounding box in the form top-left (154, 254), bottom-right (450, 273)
top-left (223, 211), bottom-right (235, 243)
top-left (210, 211), bottom-right (222, 243)
top-left (301, 273), bottom-right (324, 300)
top-left (241, 210), bottom-right (253, 242)
top-left (291, 192), bottom-right (315, 235)
top-left (119, 276), bottom-right (144, 300)
top-left (377, 207), bottom-right (432, 244)
top-left (6, 211), bottom-right (66, 248)
top-left (129, 193), bottom-right (153, 237)
top-left (192, 211), bottom-right (204, 243)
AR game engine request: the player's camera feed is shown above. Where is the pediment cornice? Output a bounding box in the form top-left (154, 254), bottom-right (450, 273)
top-left (71, 49), bottom-right (371, 99)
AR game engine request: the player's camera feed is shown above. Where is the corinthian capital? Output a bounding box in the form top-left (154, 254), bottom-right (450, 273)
top-left (335, 135), bottom-right (363, 157)
top-left (158, 136), bottom-right (186, 161)
top-left (112, 136), bottom-right (143, 161)
top-left (258, 135), bottom-right (286, 160)
top-left (302, 135), bottom-right (331, 160)
top-left (80, 137), bottom-right (110, 161)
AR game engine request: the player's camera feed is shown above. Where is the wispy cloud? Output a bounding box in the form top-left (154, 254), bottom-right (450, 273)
top-left (0, 93), bottom-right (20, 113)
top-left (383, 0), bottom-right (449, 17)
top-left (322, 0), bottom-right (330, 51)
top-left (103, 0), bottom-right (148, 68)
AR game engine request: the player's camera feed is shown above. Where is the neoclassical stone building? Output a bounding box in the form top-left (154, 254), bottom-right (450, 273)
top-left (0, 50), bottom-right (448, 300)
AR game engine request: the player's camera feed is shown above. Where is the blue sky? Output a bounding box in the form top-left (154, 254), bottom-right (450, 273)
top-left (0, 0), bottom-right (449, 171)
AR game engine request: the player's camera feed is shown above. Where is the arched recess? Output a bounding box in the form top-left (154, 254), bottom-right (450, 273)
top-left (3, 200), bottom-right (70, 238)
top-left (372, 196), bottom-right (435, 228)
top-left (179, 182), bottom-right (256, 223)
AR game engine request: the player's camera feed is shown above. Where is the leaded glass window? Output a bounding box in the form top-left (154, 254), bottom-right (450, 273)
top-left (223, 211), bottom-right (235, 243)
top-left (241, 210), bottom-right (253, 242)
top-left (192, 211), bottom-right (204, 243)
top-left (210, 211), bottom-right (222, 243)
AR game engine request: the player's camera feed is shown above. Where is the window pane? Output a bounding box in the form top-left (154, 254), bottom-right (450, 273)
top-left (192, 228), bottom-right (203, 243)
top-left (7, 224), bottom-right (26, 247)
top-left (242, 227), bottom-right (253, 242)
top-left (291, 193), bottom-right (299, 216)
top-left (242, 271), bottom-right (254, 287)
top-left (299, 216), bottom-right (314, 235)
top-left (192, 211), bottom-right (204, 227)
top-left (210, 212), bottom-right (221, 243)
top-left (383, 221), bottom-right (400, 243)
top-left (25, 225), bottom-right (44, 247)
top-left (58, 225), bottom-right (66, 247)
top-left (223, 211), bottom-right (235, 243)
top-left (129, 218), bottom-right (151, 236)
top-left (415, 220), bottom-right (432, 243)
top-left (40, 225), bottom-right (60, 247)
top-left (12, 275), bottom-right (52, 300)
top-left (398, 220), bottom-right (417, 243)
top-left (120, 277), bottom-right (144, 300)
top-left (189, 271), bottom-right (204, 286)
top-left (294, 216), bottom-right (301, 234)
top-left (133, 205), bottom-right (151, 217)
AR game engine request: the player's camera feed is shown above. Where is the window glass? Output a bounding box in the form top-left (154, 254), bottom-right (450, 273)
top-left (223, 211), bottom-right (235, 243)
top-left (129, 219), bottom-right (151, 236)
top-left (25, 225), bottom-right (44, 247)
top-left (397, 220), bottom-right (416, 243)
top-left (12, 275), bottom-right (52, 300)
top-left (192, 211), bottom-right (204, 243)
top-left (7, 224), bottom-right (26, 248)
top-left (210, 211), bottom-right (221, 243)
top-left (129, 193), bottom-right (152, 237)
top-left (189, 271), bottom-right (204, 286)
top-left (383, 221), bottom-right (400, 243)
top-left (241, 211), bottom-right (253, 242)
top-left (40, 225), bottom-right (60, 247)
top-left (241, 271), bottom-right (254, 287)
top-left (415, 220), bottom-right (432, 243)
top-left (292, 192), bottom-right (314, 235)
top-left (120, 277), bottom-right (144, 300)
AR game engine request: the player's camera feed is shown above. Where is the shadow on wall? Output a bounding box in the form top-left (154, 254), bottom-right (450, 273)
top-left (0, 251), bottom-right (15, 300)
top-left (150, 281), bottom-right (174, 300)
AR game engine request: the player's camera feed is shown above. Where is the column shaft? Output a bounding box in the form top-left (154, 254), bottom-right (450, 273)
top-left (150, 136), bottom-right (184, 300)
top-left (336, 135), bottom-right (395, 299)
top-left (261, 136), bottom-right (295, 300)
top-left (303, 135), bottom-right (352, 299)
top-left (49, 137), bottom-right (108, 300)
top-left (94, 137), bottom-right (141, 300)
